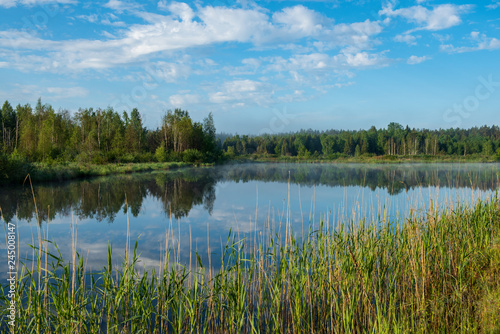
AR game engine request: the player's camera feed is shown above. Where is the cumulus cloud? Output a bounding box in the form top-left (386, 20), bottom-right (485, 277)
top-left (407, 55), bottom-right (430, 64)
top-left (394, 34), bottom-right (418, 45)
top-left (268, 51), bottom-right (389, 74)
top-left (486, 1), bottom-right (500, 9)
top-left (440, 31), bottom-right (500, 53)
top-left (272, 5), bottom-right (327, 37)
top-left (169, 93), bottom-right (200, 106)
top-left (0, 0), bottom-right (75, 7)
top-left (0, 3), bottom-right (385, 72)
top-left (76, 14), bottom-right (99, 23)
top-left (323, 19), bottom-right (383, 53)
top-left (46, 86), bottom-right (89, 99)
top-left (209, 80), bottom-right (273, 106)
top-left (104, 0), bottom-right (141, 12)
top-left (2, 84), bottom-right (88, 101)
top-left (380, 4), bottom-right (472, 32)
top-left (167, 1), bottom-right (194, 22)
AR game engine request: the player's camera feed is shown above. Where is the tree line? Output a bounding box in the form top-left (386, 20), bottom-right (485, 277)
top-left (0, 98), bottom-right (219, 164)
top-left (222, 122), bottom-right (500, 159)
top-left (2, 98), bottom-right (500, 167)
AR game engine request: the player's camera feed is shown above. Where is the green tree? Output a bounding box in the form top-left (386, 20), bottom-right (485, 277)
top-left (202, 112), bottom-right (217, 155)
top-left (2, 100), bottom-right (16, 152)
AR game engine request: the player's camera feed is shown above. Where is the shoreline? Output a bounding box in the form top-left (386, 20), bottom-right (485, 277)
top-left (1, 155), bottom-right (498, 185)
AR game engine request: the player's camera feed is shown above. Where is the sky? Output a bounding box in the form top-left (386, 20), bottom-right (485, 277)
top-left (0, 0), bottom-right (499, 134)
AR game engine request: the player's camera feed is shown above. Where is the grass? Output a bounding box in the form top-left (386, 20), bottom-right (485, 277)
top-left (1, 194), bottom-right (500, 333)
top-left (30, 161), bottom-right (193, 182)
top-left (0, 161), bottom-right (194, 184)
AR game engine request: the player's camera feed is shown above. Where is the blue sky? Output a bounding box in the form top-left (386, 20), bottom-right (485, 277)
top-left (0, 0), bottom-right (499, 134)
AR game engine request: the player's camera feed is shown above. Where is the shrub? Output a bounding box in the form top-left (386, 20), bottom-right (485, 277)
top-left (155, 145), bottom-right (168, 162)
top-left (183, 149), bottom-right (204, 163)
top-left (91, 152), bottom-right (108, 165)
top-left (0, 152), bottom-right (32, 184)
top-left (120, 153), bottom-right (136, 163)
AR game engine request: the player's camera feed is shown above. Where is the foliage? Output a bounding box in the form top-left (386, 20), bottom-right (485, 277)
top-left (155, 143), bottom-right (168, 162)
top-left (0, 152), bottom-right (31, 184)
top-left (182, 149), bottom-right (204, 163)
top-left (222, 123), bottom-right (500, 160)
top-left (0, 99), bottom-right (220, 169)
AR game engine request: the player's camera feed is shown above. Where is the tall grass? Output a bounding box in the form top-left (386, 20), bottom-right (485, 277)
top-left (2, 195), bottom-right (500, 333)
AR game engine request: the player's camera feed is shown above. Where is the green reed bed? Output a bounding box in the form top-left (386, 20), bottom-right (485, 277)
top-left (29, 162), bottom-right (191, 183)
top-left (2, 196), bottom-right (500, 333)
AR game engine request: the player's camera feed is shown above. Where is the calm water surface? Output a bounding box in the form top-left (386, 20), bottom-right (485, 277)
top-left (1, 163), bottom-right (499, 277)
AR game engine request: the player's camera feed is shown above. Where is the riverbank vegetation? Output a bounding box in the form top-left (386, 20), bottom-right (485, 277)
top-left (1, 98), bottom-right (500, 184)
top-left (1, 194), bottom-right (500, 332)
top-left (0, 98), bottom-right (218, 183)
top-left (221, 122), bottom-right (500, 162)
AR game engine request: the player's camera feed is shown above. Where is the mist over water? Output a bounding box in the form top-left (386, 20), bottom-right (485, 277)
top-left (1, 163), bottom-right (499, 277)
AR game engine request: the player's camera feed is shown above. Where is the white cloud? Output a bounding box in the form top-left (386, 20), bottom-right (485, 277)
top-left (3, 84), bottom-right (88, 101)
top-left (0, 0), bottom-right (75, 7)
top-left (145, 61), bottom-right (190, 83)
top-left (225, 58), bottom-right (261, 75)
top-left (46, 86), bottom-right (89, 99)
top-left (0, 0), bottom-right (16, 6)
top-left (394, 34), bottom-right (418, 45)
top-left (209, 80), bottom-right (273, 106)
top-left (345, 52), bottom-right (387, 67)
top-left (0, 3), bottom-right (385, 75)
top-left (76, 14), bottom-right (99, 23)
top-left (269, 51), bottom-right (388, 73)
top-left (380, 4), bottom-right (472, 32)
top-left (272, 5), bottom-right (327, 37)
top-left (167, 2), bottom-right (195, 21)
top-left (487, 1), bottom-right (500, 9)
top-left (104, 0), bottom-right (139, 12)
top-left (432, 33), bottom-right (451, 42)
top-left (440, 31), bottom-right (500, 53)
top-left (169, 93), bottom-right (200, 106)
top-left (324, 19), bottom-right (383, 53)
top-left (407, 55), bottom-right (430, 64)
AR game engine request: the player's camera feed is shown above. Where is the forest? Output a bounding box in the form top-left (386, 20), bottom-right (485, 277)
top-left (1, 98), bottom-right (500, 184)
top-left (222, 122), bottom-right (500, 160)
top-left (0, 98), bottom-right (218, 165)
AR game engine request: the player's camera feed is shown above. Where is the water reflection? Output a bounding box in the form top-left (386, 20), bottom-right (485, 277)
top-left (1, 163), bottom-right (498, 224)
top-left (0, 163), bottom-right (498, 278)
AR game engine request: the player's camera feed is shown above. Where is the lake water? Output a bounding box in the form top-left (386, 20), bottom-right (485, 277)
top-left (1, 163), bottom-right (499, 278)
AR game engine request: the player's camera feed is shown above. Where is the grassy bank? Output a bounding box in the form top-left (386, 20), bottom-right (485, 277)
top-left (0, 158), bottom-right (196, 184)
top-left (1, 152), bottom-right (497, 185)
top-left (29, 161), bottom-right (193, 183)
top-left (2, 196), bottom-right (500, 333)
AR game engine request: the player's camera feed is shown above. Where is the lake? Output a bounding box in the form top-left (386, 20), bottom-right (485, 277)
top-left (1, 162), bottom-right (499, 278)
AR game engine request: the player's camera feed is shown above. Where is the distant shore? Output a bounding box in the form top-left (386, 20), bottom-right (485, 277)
top-left (1, 154), bottom-right (498, 185)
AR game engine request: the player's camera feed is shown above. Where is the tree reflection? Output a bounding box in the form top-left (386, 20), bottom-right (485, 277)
top-left (1, 163), bottom-right (498, 224)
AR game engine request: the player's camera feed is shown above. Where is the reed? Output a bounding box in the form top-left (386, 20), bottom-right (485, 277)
top-left (1, 194), bottom-right (500, 333)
